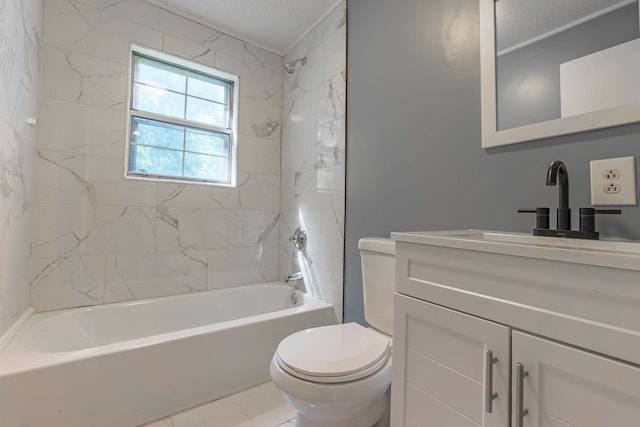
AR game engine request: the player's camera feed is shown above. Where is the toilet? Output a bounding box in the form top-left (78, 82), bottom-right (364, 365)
top-left (270, 237), bottom-right (395, 427)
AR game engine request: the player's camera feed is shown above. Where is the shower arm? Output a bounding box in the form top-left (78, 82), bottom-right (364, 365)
top-left (284, 56), bottom-right (307, 73)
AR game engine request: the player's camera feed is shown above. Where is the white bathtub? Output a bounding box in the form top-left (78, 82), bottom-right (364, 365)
top-left (0, 283), bottom-right (334, 427)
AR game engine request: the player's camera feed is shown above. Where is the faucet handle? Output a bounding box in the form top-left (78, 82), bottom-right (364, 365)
top-left (518, 207), bottom-right (550, 229)
top-left (288, 227), bottom-right (307, 252)
top-left (579, 208), bottom-right (621, 233)
top-left (594, 209), bottom-right (622, 215)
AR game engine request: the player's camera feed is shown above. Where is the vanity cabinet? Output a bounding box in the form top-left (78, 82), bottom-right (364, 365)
top-left (390, 233), bottom-right (640, 427)
top-left (392, 294), bottom-right (640, 427)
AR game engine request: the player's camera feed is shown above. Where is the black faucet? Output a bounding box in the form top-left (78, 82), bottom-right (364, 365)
top-left (518, 160), bottom-right (621, 239)
top-left (546, 160), bottom-right (570, 230)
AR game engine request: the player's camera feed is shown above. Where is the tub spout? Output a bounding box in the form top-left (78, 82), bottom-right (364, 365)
top-left (284, 272), bottom-right (303, 282)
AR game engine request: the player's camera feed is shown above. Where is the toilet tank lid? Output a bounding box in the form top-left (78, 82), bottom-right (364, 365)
top-left (358, 237), bottom-right (395, 255)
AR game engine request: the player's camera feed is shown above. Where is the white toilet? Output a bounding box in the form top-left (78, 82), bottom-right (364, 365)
top-left (270, 237), bottom-right (395, 427)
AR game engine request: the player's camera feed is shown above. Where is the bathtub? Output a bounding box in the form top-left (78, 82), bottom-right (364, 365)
top-left (0, 283), bottom-right (334, 427)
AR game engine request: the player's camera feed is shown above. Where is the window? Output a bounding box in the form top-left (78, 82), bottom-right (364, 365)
top-left (125, 46), bottom-right (239, 186)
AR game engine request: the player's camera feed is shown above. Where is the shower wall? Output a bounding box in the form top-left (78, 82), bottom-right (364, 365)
top-left (280, 2), bottom-right (346, 321)
top-left (0, 0), bottom-right (42, 335)
top-left (31, 0), bottom-right (283, 311)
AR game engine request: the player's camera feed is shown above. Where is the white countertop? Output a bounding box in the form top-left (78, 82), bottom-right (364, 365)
top-left (391, 229), bottom-right (640, 271)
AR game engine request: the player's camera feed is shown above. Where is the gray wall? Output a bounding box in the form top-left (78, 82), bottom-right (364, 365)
top-left (345, 0), bottom-right (640, 324)
top-left (497, 3), bottom-right (639, 130)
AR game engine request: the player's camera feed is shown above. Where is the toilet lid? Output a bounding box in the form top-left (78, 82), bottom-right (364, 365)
top-left (275, 323), bottom-right (391, 383)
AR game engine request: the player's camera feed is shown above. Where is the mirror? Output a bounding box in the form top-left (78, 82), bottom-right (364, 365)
top-left (481, 0), bottom-right (640, 147)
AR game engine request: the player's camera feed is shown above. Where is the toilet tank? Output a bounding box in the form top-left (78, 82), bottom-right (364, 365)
top-left (358, 237), bottom-right (395, 336)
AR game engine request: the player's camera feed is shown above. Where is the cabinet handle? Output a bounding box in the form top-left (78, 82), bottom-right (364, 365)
top-left (484, 350), bottom-right (498, 413)
top-left (515, 363), bottom-right (529, 427)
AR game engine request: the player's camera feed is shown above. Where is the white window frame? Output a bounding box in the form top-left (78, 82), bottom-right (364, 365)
top-left (124, 44), bottom-right (239, 187)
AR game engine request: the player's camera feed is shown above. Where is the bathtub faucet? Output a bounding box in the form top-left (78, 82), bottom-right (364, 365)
top-left (284, 272), bottom-right (303, 282)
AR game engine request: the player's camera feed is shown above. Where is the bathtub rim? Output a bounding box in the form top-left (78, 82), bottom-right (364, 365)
top-left (0, 284), bottom-right (333, 376)
top-left (0, 308), bottom-right (34, 352)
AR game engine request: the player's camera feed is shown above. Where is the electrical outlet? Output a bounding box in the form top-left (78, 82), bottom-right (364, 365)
top-left (590, 156), bottom-right (637, 206)
top-left (603, 182), bottom-right (621, 194)
top-left (603, 169), bottom-right (620, 180)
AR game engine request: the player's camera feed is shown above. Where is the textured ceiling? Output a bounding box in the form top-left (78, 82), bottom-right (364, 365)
top-left (147, 0), bottom-right (340, 55)
top-left (496, 0), bottom-right (634, 53)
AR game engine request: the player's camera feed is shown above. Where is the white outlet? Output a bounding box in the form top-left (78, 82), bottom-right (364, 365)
top-left (590, 156), bottom-right (637, 206)
top-left (603, 169), bottom-right (620, 180)
top-left (603, 182), bottom-right (621, 194)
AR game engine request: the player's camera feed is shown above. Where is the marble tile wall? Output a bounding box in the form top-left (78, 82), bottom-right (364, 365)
top-left (0, 0), bottom-right (42, 335)
top-left (32, 0), bottom-right (283, 311)
top-left (280, 2), bottom-right (346, 321)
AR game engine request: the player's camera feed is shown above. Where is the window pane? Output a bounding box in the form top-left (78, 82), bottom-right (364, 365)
top-left (184, 152), bottom-right (229, 182)
top-left (129, 145), bottom-right (183, 177)
top-left (185, 128), bottom-right (229, 156)
top-left (187, 73), bottom-right (229, 103)
top-left (128, 48), bottom-right (236, 185)
top-left (132, 117), bottom-right (184, 150)
top-left (135, 56), bottom-right (186, 93)
top-left (186, 97), bottom-right (228, 128)
top-left (133, 83), bottom-right (186, 119)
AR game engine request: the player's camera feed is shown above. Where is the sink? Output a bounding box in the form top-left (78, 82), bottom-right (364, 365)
top-left (391, 230), bottom-right (640, 271)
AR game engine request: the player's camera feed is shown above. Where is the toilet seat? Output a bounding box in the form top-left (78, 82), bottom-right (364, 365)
top-left (275, 323), bottom-right (391, 384)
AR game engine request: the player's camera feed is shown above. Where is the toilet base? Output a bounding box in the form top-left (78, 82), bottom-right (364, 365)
top-left (373, 399), bottom-right (390, 427)
top-left (293, 388), bottom-right (390, 427)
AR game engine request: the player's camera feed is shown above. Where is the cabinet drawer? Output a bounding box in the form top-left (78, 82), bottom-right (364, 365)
top-left (395, 241), bottom-right (640, 366)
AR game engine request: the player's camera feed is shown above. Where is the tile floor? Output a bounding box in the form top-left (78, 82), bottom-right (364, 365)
top-left (141, 382), bottom-right (296, 427)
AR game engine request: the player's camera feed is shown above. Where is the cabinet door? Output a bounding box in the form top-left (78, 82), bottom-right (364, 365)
top-left (512, 331), bottom-right (640, 427)
top-left (392, 294), bottom-right (510, 427)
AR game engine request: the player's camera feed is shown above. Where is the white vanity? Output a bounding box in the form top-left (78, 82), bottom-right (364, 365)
top-left (390, 230), bottom-right (640, 427)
